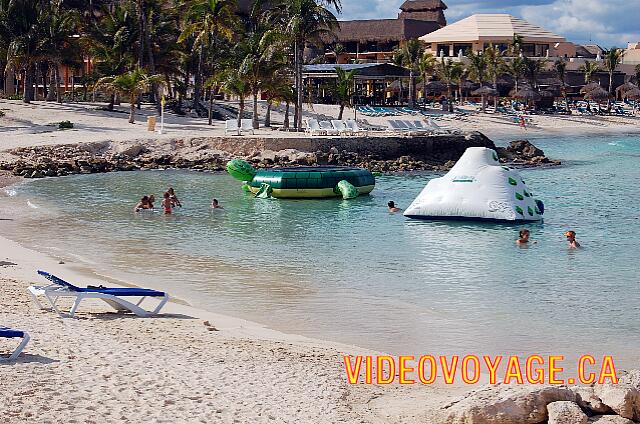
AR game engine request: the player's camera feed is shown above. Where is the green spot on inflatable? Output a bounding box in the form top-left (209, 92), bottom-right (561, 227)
top-left (515, 206), bottom-right (524, 215)
top-left (492, 152), bottom-right (499, 162)
top-left (336, 180), bottom-right (359, 200)
top-left (528, 206), bottom-right (534, 216)
top-left (227, 159), bottom-right (257, 182)
top-left (509, 177), bottom-right (518, 186)
top-left (523, 190), bottom-right (530, 197)
top-left (515, 192), bottom-right (524, 201)
top-left (254, 183), bottom-right (273, 198)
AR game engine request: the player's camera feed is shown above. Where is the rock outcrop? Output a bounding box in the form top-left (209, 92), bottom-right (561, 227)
top-left (547, 401), bottom-right (588, 424)
top-left (594, 370), bottom-right (640, 420)
top-left (496, 139), bottom-right (561, 167)
top-left (588, 416), bottom-right (635, 424)
top-left (437, 384), bottom-right (578, 424)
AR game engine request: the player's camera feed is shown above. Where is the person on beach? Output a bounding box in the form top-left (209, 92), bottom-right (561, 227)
top-left (167, 187), bottom-right (181, 208)
top-left (519, 115), bottom-right (527, 130)
top-left (388, 201), bottom-right (401, 213)
top-left (516, 229), bottom-right (535, 245)
top-left (211, 198), bottom-right (224, 209)
top-left (564, 231), bottom-right (580, 248)
top-left (134, 196), bottom-right (151, 212)
top-left (161, 192), bottom-right (172, 215)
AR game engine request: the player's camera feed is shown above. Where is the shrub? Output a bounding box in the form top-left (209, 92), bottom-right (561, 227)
top-left (58, 120), bottom-right (74, 130)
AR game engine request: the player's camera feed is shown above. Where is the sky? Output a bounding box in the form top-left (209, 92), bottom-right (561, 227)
top-left (336, 0), bottom-right (640, 48)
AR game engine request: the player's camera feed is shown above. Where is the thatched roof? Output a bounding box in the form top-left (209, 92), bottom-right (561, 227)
top-left (622, 87), bottom-right (640, 99)
top-left (512, 87), bottom-right (541, 101)
top-left (333, 18), bottom-right (441, 43)
top-left (616, 82), bottom-right (639, 94)
top-left (417, 80), bottom-right (448, 91)
top-left (472, 86), bottom-right (498, 96)
top-left (580, 82), bottom-right (602, 94)
top-left (584, 86), bottom-right (609, 101)
top-left (400, 0), bottom-right (447, 11)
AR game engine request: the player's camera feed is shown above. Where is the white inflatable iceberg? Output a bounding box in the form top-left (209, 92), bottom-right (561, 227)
top-left (404, 147), bottom-right (544, 222)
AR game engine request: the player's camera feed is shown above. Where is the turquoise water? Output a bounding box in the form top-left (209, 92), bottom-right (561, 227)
top-left (2, 133), bottom-right (640, 365)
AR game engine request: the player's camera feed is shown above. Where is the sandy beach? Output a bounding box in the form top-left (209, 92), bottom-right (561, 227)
top-left (2, 99), bottom-right (640, 423)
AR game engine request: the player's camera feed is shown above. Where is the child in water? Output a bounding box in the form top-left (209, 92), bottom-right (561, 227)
top-left (388, 201), bottom-right (401, 213)
top-left (516, 229), bottom-right (534, 245)
top-left (211, 198), bottom-right (223, 209)
top-left (167, 188), bottom-right (181, 208)
top-left (162, 192), bottom-right (172, 215)
top-left (134, 196), bottom-right (151, 212)
top-left (565, 231), bottom-right (580, 248)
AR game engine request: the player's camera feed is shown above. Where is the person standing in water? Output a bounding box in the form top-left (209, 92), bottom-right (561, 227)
top-left (148, 194), bottom-right (155, 209)
top-left (565, 231), bottom-right (580, 248)
top-left (162, 192), bottom-right (173, 215)
top-left (211, 198), bottom-right (224, 209)
top-left (388, 201), bottom-right (401, 213)
top-left (167, 188), bottom-right (181, 208)
top-left (134, 196), bottom-right (151, 212)
top-left (516, 229), bottom-right (535, 245)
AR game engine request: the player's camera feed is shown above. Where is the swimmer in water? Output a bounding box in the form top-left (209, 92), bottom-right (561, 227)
top-left (388, 201), bottom-right (401, 213)
top-left (134, 195), bottom-right (151, 212)
top-left (148, 194), bottom-right (155, 209)
top-left (162, 192), bottom-right (172, 215)
top-left (564, 230), bottom-right (580, 248)
top-left (167, 187), bottom-right (181, 208)
top-left (516, 229), bottom-right (535, 245)
top-left (211, 198), bottom-right (224, 209)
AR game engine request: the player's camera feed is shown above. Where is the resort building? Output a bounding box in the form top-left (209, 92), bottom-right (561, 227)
top-left (302, 63), bottom-right (410, 105)
top-left (327, 0), bottom-right (448, 64)
top-left (420, 14), bottom-right (576, 58)
top-left (623, 42), bottom-right (640, 65)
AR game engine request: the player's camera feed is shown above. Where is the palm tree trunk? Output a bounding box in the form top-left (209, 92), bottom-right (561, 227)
top-left (264, 100), bottom-right (272, 127)
top-left (46, 66), bottom-right (56, 101)
top-left (208, 87), bottom-right (214, 126)
top-left (493, 76), bottom-right (498, 109)
top-left (129, 97), bottom-right (136, 124)
top-left (22, 67), bottom-right (33, 103)
top-left (295, 40), bottom-right (303, 130)
top-left (284, 101), bottom-right (290, 129)
top-left (338, 104), bottom-right (345, 120)
top-left (252, 87), bottom-right (259, 129)
top-left (608, 71), bottom-right (613, 113)
top-left (194, 47), bottom-right (203, 108)
top-left (55, 67), bottom-right (62, 103)
top-left (107, 93), bottom-right (115, 111)
top-left (237, 96), bottom-right (244, 127)
top-left (408, 70), bottom-right (415, 108)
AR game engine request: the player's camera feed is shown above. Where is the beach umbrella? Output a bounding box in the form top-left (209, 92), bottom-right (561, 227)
top-left (616, 82), bottom-right (639, 95)
top-left (471, 86), bottom-right (498, 96)
top-left (512, 87), bottom-right (541, 102)
top-left (583, 86), bottom-right (610, 102)
top-left (621, 87), bottom-right (640, 99)
top-left (423, 80), bottom-right (448, 93)
top-left (580, 82), bottom-right (602, 94)
top-left (460, 80), bottom-right (476, 90)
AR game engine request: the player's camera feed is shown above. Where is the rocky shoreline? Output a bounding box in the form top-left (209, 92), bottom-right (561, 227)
top-left (0, 132), bottom-right (559, 179)
top-left (436, 369), bottom-right (640, 423)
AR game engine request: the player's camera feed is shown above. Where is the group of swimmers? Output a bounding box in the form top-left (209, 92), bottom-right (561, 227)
top-left (388, 201), bottom-right (580, 249)
top-left (517, 229), bottom-right (581, 249)
top-left (134, 187), bottom-right (225, 214)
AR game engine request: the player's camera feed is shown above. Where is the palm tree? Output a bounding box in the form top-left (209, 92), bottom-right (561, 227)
top-left (332, 66), bottom-right (358, 119)
top-left (418, 51), bottom-right (436, 98)
top-left (274, 0), bottom-right (340, 129)
top-left (580, 60), bottom-right (600, 84)
top-left (553, 58), bottom-right (569, 112)
top-left (449, 61), bottom-right (464, 103)
top-left (261, 69), bottom-right (293, 127)
top-left (96, 68), bottom-right (164, 123)
top-left (437, 57), bottom-right (456, 97)
top-left (393, 38), bottom-right (424, 107)
top-left (523, 57), bottom-right (547, 88)
top-left (220, 70), bottom-right (250, 127)
top-left (508, 34), bottom-right (524, 57)
top-left (502, 57), bottom-right (525, 92)
top-left (179, 0), bottom-right (237, 108)
top-left (635, 64), bottom-right (640, 84)
top-left (466, 50), bottom-right (487, 86)
top-left (484, 44), bottom-right (504, 108)
top-left (603, 47), bottom-right (623, 109)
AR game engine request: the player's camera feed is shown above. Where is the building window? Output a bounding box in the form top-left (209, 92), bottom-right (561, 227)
top-left (436, 44), bottom-right (450, 57)
top-left (453, 44), bottom-right (472, 56)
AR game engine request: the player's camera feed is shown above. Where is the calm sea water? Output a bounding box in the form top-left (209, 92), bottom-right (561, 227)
top-left (2, 133), bottom-right (640, 365)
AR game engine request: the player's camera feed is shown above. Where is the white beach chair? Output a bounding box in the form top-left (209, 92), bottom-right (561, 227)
top-left (319, 121), bottom-right (339, 135)
top-left (345, 119), bottom-right (368, 136)
top-left (427, 118), bottom-right (461, 135)
top-left (331, 120), bottom-right (352, 135)
top-left (401, 120), bottom-right (431, 134)
top-left (225, 119), bottom-right (240, 136)
top-left (240, 119), bottom-right (255, 135)
top-left (0, 326), bottom-right (30, 361)
top-left (357, 119), bottom-right (386, 131)
top-left (306, 119), bottom-right (324, 136)
top-left (29, 270), bottom-right (169, 318)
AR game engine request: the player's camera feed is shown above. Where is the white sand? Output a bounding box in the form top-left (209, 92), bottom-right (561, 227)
top-left (1, 98), bottom-right (639, 422)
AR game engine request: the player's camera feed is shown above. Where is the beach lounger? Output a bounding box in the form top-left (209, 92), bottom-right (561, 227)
top-left (29, 270), bottom-right (169, 318)
top-left (387, 120), bottom-right (415, 135)
top-left (331, 120), bottom-right (352, 135)
top-left (356, 119), bottom-right (386, 131)
top-left (345, 119), bottom-right (368, 136)
top-left (224, 119), bottom-right (240, 136)
top-left (319, 121), bottom-right (339, 135)
top-left (240, 119), bottom-right (255, 135)
top-left (305, 119), bottom-right (324, 136)
top-left (0, 326), bottom-right (30, 361)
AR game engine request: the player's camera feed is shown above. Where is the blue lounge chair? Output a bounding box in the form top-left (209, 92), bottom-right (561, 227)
top-left (29, 271), bottom-right (169, 318)
top-left (0, 326), bottom-right (30, 361)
